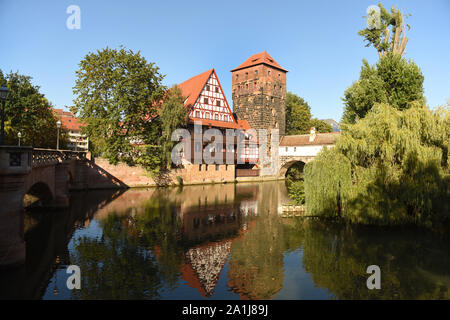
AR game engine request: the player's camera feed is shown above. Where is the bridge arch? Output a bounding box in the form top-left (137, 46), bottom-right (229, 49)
top-left (280, 160), bottom-right (306, 179)
top-left (277, 156), bottom-right (314, 178)
top-left (24, 182), bottom-right (54, 208)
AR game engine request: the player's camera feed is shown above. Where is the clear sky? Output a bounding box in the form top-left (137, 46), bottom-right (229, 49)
top-left (1, 0), bottom-right (449, 121)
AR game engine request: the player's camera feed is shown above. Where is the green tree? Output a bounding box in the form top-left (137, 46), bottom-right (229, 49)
top-left (72, 46), bottom-right (165, 164)
top-left (342, 54), bottom-right (425, 124)
top-left (159, 86), bottom-right (188, 169)
top-left (0, 70), bottom-right (67, 148)
top-left (286, 92), bottom-right (312, 135)
top-left (304, 102), bottom-right (449, 226)
top-left (310, 118), bottom-right (333, 133)
top-left (359, 3), bottom-right (411, 58)
top-left (286, 92), bottom-right (333, 134)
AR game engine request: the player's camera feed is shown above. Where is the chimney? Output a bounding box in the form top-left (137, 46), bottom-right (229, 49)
top-left (309, 127), bottom-right (316, 142)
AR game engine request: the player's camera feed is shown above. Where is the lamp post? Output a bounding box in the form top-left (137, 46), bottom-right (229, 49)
top-left (0, 84), bottom-right (10, 145)
top-left (56, 120), bottom-right (61, 150)
top-left (18, 131), bottom-right (22, 146)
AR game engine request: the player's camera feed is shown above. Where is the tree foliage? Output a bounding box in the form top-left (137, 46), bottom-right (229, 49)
top-left (159, 86), bottom-right (188, 169)
top-left (304, 102), bottom-right (449, 226)
top-left (72, 46), bottom-right (165, 164)
top-left (359, 3), bottom-right (411, 58)
top-left (286, 92), bottom-right (333, 134)
top-left (342, 54), bottom-right (425, 123)
top-left (0, 70), bottom-right (68, 148)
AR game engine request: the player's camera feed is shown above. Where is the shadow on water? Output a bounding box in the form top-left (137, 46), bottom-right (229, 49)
top-left (1, 181), bottom-right (449, 300)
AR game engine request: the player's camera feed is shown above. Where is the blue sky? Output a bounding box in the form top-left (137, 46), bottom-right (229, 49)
top-left (1, 0), bottom-right (449, 121)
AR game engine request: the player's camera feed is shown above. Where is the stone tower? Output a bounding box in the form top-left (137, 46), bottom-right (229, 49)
top-left (231, 51), bottom-right (287, 138)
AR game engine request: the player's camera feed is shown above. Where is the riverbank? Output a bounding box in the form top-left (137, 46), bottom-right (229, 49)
top-left (71, 157), bottom-right (284, 190)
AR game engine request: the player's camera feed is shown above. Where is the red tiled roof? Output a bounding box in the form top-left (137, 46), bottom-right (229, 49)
top-left (177, 69), bottom-right (214, 110)
top-left (53, 108), bottom-right (85, 131)
top-left (231, 51), bottom-right (288, 72)
top-left (279, 132), bottom-right (340, 146)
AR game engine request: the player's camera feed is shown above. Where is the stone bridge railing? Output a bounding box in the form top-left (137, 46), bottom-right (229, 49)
top-left (32, 148), bottom-right (87, 167)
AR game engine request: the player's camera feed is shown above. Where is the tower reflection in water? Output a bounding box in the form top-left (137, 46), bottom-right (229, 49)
top-left (1, 181), bottom-right (449, 300)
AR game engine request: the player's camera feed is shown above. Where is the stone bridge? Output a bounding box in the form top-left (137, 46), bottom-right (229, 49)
top-left (0, 146), bottom-right (88, 268)
top-left (275, 131), bottom-right (339, 177)
top-left (277, 155), bottom-right (315, 177)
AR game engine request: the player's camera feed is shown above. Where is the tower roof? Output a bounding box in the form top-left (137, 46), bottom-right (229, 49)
top-left (231, 51), bottom-right (288, 72)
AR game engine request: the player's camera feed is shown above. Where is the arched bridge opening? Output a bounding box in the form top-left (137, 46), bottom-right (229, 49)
top-left (24, 182), bottom-right (54, 208)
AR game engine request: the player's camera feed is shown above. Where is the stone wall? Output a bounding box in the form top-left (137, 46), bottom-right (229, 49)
top-left (81, 158), bottom-right (236, 189)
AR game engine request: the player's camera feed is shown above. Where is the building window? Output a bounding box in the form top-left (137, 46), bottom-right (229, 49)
top-left (255, 70), bottom-right (258, 76)
top-left (278, 73), bottom-right (281, 79)
top-left (285, 147), bottom-right (288, 152)
top-left (215, 113), bottom-right (219, 120)
top-left (245, 72), bottom-right (248, 79)
top-left (246, 84), bottom-right (249, 89)
top-left (268, 70), bottom-right (271, 76)
top-left (215, 87), bottom-right (219, 93)
top-left (204, 97), bottom-right (209, 104)
top-left (294, 147), bottom-right (296, 152)
top-left (216, 100), bottom-right (221, 106)
top-left (236, 74), bottom-right (239, 80)
top-left (206, 85), bottom-right (210, 91)
top-left (196, 111), bottom-right (200, 118)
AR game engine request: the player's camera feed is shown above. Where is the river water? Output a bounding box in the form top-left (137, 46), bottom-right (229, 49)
top-left (1, 181), bottom-right (449, 300)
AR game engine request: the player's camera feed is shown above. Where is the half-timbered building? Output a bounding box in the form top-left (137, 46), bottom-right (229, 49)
top-left (177, 69), bottom-right (259, 171)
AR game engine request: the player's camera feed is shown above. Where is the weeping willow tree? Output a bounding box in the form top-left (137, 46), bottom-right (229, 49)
top-left (304, 102), bottom-right (449, 226)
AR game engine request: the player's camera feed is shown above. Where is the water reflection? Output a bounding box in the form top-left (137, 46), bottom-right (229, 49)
top-left (1, 181), bottom-right (449, 300)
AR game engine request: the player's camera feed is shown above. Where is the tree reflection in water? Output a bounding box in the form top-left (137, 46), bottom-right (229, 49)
top-left (12, 181), bottom-right (448, 300)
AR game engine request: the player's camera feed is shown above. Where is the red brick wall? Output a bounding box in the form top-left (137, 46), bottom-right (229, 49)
top-left (85, 158), bottom-right (236, 189)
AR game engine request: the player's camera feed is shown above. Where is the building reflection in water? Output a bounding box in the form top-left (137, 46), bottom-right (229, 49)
top-left (2, 181), bottom-right (449, 300)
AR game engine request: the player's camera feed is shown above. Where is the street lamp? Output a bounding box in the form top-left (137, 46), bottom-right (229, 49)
top-left (0, 84), bottom-right (10, 145)
top-left (56, 120), bottom-right (61, 150)
top-left (18, 131), bottom-right (22, 146)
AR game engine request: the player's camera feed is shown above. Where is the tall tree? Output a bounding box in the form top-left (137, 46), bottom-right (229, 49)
top-left (0, 70), bottom-right (67, 148)
top-left (342, 54), bottom-right (425, 123)
top-left (359, 3), bottom-right (411, 58)
top-left (73, 47), bottom-right (165, 163)
top-left (286, 92), bottom-right (312, 135)
top-left (286, 92), bottom-right (333, 134)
